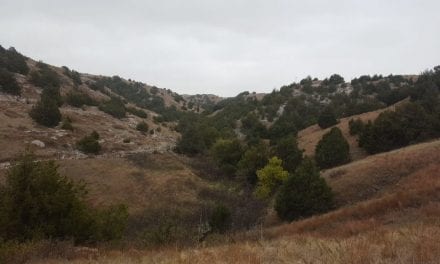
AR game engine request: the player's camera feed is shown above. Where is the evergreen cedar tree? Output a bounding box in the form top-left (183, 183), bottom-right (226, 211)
top-left (0, 68), bottom-right (21, 95)
top-left (315, 127), bottom-right (350, 169)
top-left (0, 46), bottom-right (29, 75)
top-left (237, 142), bottom-right (269, 185)
top-left (210, 139), bottom-right (243, 175)
top-left (0, 151), bottom-right (128, 243)
top-left (272, 135), bottom-right (303, 173)
top-left (275, 158), bottom-right (333, 221)
top-left (29, 92), bottom-right (62, 127)
top-left (318, 107), bottom-right (338, 129)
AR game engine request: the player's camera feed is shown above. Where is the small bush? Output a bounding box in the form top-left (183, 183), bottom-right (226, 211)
top-left (99, 97), bottom-right (126, 118)
top-left (29, 63), bottom-right (60, 89)
top-left (29, 95), bottom-right (61, 127)
top-left (62, 66), bottom-right (82, 85)
top-left (61, 117), bottom-right (73, 131)
top-left (136, 121), bottom-right (149, 133)
top-left (209, 204), bottom-right (231, 233)
top-left (65, 90), bottom-right (98, 107)
top-left (76, 131), bottom-right (101, 154)
top-left (348, 118), bottom-right (364, 135)
top-left (126, 106), bottom-right (147, 118)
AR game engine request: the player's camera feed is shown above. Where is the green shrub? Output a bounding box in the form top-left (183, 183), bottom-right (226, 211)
top-left (315, 127), bottom-right (350, 169)
top-left (348, 118), bottom-right (364, 135)
top-left (318, 107), bottom-right (338, 129)
top-left (236, 143), bottom-right (269, 185)
top-left (126, 106), bottom-right (147, 118)
top-left (99, 97), bottom-right (126, 118)
top-left (0, 67), bottom-right (21, 95)
top-left (209, 204), bottom-right (231, 233)
top-left (275, 158), bottom-right (333, 221)
top-left (61, 117), bottom-right (73, 131)
top-left (210, 139), bottom-right (243, 175)
top-left (76, 132), bottom-right (101, 154)
top-left (176, 130), bottom-right (205, 155)
top-left (62, 66), bottom-right (82, 85)
top-left (0, 46), bottom-right (29, 75)
top-left (65, 90), bottom-right (98, 107)
top-left (359, 103), bottom-right (437, 154)
top-left (29, 95), bottom-right (61, 127)
top-left (29, 63), bottom-right (60, 89)
top-left (136, 121), bottom-right (149, 133)
top-left (272, 135), bottom-right (303, 173)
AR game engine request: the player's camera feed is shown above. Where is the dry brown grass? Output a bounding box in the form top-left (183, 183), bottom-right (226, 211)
top-left (267, 163), bottom-right (440, 239)
top-left (17, 223), bottom-right (440, 264)
top-left (56, 153), bottom-right (208, 214)
top-left (323, 139), bottom-right (440, 206)
top-left (12, 144), bottom-right (440, 263)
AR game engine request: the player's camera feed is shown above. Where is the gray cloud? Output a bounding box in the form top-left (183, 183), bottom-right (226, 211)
top-left (1, 0), bottom-right (439, 96)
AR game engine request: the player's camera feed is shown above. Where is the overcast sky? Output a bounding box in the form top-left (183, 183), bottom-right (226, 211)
top-left (1, 0), bottom-right (439, 96)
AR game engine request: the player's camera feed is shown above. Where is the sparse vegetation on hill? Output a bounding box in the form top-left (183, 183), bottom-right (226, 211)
top-left (29, 61), bottom-right (61, 89)
top-left (62, 66), bottom-right (82, 86)
top-left (65, 90), bottom-right (98, 107)
top-left (126, 106), bottom-right (147, 118)
top-left (356, 68), bottom-right (440, 154)
top-left (0, 45), bottom-right (29, 75)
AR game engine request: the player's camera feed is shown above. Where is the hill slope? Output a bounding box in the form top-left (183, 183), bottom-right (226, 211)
top-left (11, 138), bottom-right (440, 264)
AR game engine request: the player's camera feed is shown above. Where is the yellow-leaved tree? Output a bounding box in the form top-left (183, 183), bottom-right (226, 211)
top-left (255, 156), bottom-right (288, 199)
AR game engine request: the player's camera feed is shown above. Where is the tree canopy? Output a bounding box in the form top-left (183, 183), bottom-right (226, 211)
top-left (275, 158), bottom-right (333, 221)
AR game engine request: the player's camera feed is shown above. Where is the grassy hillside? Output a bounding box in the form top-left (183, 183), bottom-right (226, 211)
top-left (4, 139), bottom-right (440, 263)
